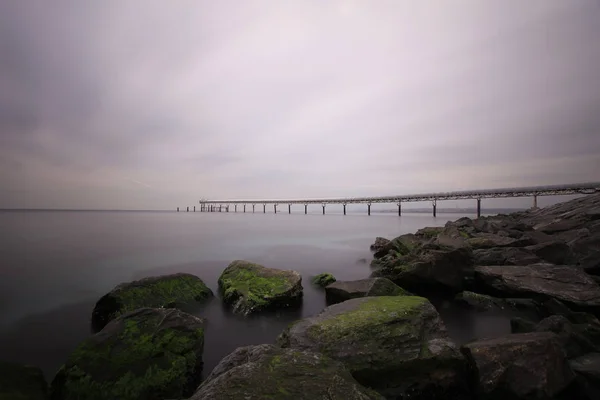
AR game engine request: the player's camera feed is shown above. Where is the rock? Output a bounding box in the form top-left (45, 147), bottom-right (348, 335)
top-left (51, 308), bottom-right (205, 400)
top-left (461, 332), bottom-right (575, 399)
top-left (473, 264), bottom-right (600, 312)
top-left (473, 247), bottom-right (542, 266)
top-left (0, 362), bottom-right (48, 400)
top-left (415, 226), bottom-right (444, 238)
top-left (466, 233), bottom-right (534, 249)
top-left (511, 317), bottom-right (538, 333)
top-left (278, 296), bottom-right (469, 399)
top-left (373, 235), bottom-right (416, 259)
top-left (91, 273), bottom-right (213, 332)
top-left (533, 315), bottom-right (600, 359)
top-left (536, 219), bottom-right (584, 234)
top-left (325, 278), bottom-right (409, 305)
top-left (370, 237), bottom-right (391, 257)
top-left (312, 273), bottom-right (336, 287)
top-left (570, 353), bottom-right (600, 399)
top-left (190, 344), bottom-right (384, 400)
top-left (454, 291), bottom-right (539, 313)
top-left (570, 232), bottom-right (600, 275)
top-left (218, 260), bottom-right (303, 315)
top-left (356, 257), bottom-right (368, 264)
top-left (525, 241), bottom-right (576, 265)
top-left (372, 246), bottom-right (474, 294)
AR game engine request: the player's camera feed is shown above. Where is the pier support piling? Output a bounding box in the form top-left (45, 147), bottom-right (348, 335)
top-left (252, 204), bottom-right (255, 213)
top-left (304, 204), bottom-right (308, 214)
top-left (244, 205), bottom-right (246, 213)
top-left (477, 198), bottom-right (481, 218)
top-left (533, 195), bottom-right (538, 209)
top-left (194, 206), bottom-right (195, 212)
top-left (288, 204), bottom-right (291, 214)
top-left (322, 204), bottom-right (326, 215)
top-left (432, 200), bottom-right (437, 217)
top-left (398, 202), bottom-right (402, 216)
top-left (234, 205), bottom-right (237, 212)
top-left (219, 205), bottom-right (222, 212)
top-left (187, 206), bottom-right (189, 212)
top-left (367, 204), bottom-right (371, 216)
top-left (274, 204), bottom-right (277, 214)
top-left (343, 204), bottom-right (346, 215)
top-left (263, 204), bottom-right (266, 214)
top-left (177, 207), bottom-right (179, 212)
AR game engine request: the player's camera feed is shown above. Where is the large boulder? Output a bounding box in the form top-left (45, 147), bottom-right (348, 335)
top-left (473, 247), bottom-right (542, 266)
top-left (218, 260), bottom-right (302, 315)
top-left (525, 241), bottom-right (576, 265)
top-left (473, 264), bottom-right (600, 312)
top-left (570, 231), bottom-right (600, 275)
top-left (277, 296), bottom-right (469, 399)
top-left (371, 246), bottom-right (474, 294)
top-left (51, 308), bottom-right (205, 400)
top-left (570, 353), bottom-right (600, 400)
top-left (0, 362), bottom-right (48, 400)
top-left (190, 344), bottom-right (384, 400)
top-left (466, 233), bottom-right (533, 249)
top-left (91, 273), bottom-right (213, 332)
top-left (325, 277), bottom-right (409, 305)
top-left (532, 315), bottom-right (600, 359)
top-left (370, 237), bottom-right (391, 258)
top-left (461, 332), bottom-right (575, 399)
top-left (454, 291), bottom-right (539, 313)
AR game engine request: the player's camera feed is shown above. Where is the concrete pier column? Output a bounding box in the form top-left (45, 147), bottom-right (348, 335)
top-left (274, 204), bottom-right (277, 214)
top-left (322, 204), bottom-right (326, 215)
top-left (304, 204), bottom-right (308, 214)
top-left (226, 205), bottom-right (229, 212)
top-left (288, 204), bottom-right (291, 214)
top-left (244, 205), bottom-right (246, 213)
top-left (187, 206), bottom-right (189, 212)
top-left (177, 207), bottom-right (179, 212)
top-left (533, 195), bottom-right (538, 209)
top-left (194, 206), bottom-right (195, 212)
top-left (219, 205), bottom-right (222, 212)
top-left (398, 201), bottom-right (402, 216)
top-left (263, 204), bottom-right (266, 213)
top-left (432, 200), bottom-right (437, 217)
top-left (367, 203), bottom-right (371, 216)
top-left (343, 204), bottom-right (346, 215)
top-left (476, 198), bottom-right (481, 218)
top-left (234, 205), bottom-right (237, 212)
top-left (252, 204), bottom-right (255, 213)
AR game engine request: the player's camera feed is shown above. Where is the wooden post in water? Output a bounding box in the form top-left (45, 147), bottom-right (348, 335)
top-left (432, 200), bottom-right (437, 217)
top-left (476, 198), bottom-right (481, 218)
top-left (322, 204), bottom-right (326, 215)
top-left (304, 204), bottom-right (308, 214)
top-left (398, 201), bottom-right (402, 216)
top-left (288, 204), bottom-right (291, 214)
top-left (367, 203), bottom-right (371, 216)
top-left (343, 204), bottom-right (346, 215)
top-left (263, 204), bottom-right (266, 213)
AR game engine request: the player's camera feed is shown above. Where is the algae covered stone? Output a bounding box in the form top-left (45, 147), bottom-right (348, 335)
top-left (190, 344), bottom-right (384, 400)
top-left (277, 296), bottom-right (468, 399)
top-left (325, 277), bottom-right (409, 305)
top-left (91, 273), bottom-right (213, 331)
top-left (312, 273), bottom-right (336, 287)
top-left (218, 260), bottom-right (303, 315)
top-left (51, 308), bottom-right (205, 400)
top-left (0, 361), bottom-right (48, 400)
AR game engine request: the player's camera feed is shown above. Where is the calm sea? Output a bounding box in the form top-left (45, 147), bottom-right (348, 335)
top-left (0, 210), bottom-right (515, 381)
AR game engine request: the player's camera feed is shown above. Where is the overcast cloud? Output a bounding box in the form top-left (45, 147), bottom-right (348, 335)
top-left (1, 0), bottom-right (599, 209)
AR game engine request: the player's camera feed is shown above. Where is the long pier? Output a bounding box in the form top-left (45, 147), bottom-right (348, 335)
top-left (193, 182), bottom-right (600, 218)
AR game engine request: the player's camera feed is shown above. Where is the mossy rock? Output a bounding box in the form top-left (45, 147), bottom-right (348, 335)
top-left (218, 260), bottom-right (303, 316)
top-left (312, 273), bottom-right (336, 287)
top-left (50, 308), bottom-right (205, 400)
top-left (0, 362), bottom-right (48, 400)
top-left (415, 226), bottom-right (444, 239)
top-left (277, 296), bottom-right (468, 399)
top-left (189, 344), bottom-right (384, 399)
top-left (91, 273), bottom-right (213, 332)
top-left (325, 277), bottom-right (410, 305)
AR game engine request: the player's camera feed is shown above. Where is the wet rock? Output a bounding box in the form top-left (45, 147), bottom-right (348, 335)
top-left (91, 273), bottom-right (213, 332)
top-left (461, 332), bottom-right (575, 399)
top-left (466, 233), bottom-right (534, 249)
top-left (0, 362), bottom-right (48, 400)
top-left (454, 291), bottom-right (538, 313)
top-left (533, 315), bottom-right (600, 359)
top-left (278, 296), bottom-right (469, 399)
top-left (473, 247), bottom-right (542, 266)
top-left (325, 277), bottom-right (409, 305)
top-left (372, 246), bottom-right (474, 294)
top-left (473, 264), bottom-right (600, 312)
top-left (511, 317), bottom-right (538, 333)
top-left (570, 353), bottom-right (600, 400)
top-left (570, 232), bottom-right (600, 275)
top-left (525, 241), bottom-right (576, 265)
top-left (312, 273), bottom-right (336, 287)
top-left (218, 260), bottom-right (303, 316)
top-left (190, 344), bottom-right (384, 400)
top-left (51, 308), bottom-right (205, 400)
top-left (370, 237), bottom-right (391, 258)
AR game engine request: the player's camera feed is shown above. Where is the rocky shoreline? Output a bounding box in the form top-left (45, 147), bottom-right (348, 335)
top-left (2, 193), bottom-right (599, 399)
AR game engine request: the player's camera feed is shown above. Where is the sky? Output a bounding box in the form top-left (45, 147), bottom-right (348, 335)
top-left (1, 0), bottom-right (599, 210)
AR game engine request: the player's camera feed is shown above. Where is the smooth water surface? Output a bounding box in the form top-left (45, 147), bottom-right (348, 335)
top-left (0, 210), bottom-right (513, 380)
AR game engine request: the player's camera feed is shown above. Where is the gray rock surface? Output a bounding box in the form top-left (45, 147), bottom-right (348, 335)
top-left (325, 277), bottom-right (409, 305)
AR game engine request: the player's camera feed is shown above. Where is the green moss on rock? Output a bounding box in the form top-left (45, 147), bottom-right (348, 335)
top-left (91, 273), bottom-right (213, 332)
top-left (218, 260), bottom-right (303, 315)
top-left (312, 273), bottom-right (336, 287)
top-left (0, 362), bottom-right (48, 400)
top-left (51, 308), bottom-right (205, 400)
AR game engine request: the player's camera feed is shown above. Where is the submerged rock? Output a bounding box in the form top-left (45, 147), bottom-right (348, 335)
top-left (0, 362), bottom-right (48, 400)
top-left (325, 277), bottom-right (409, 305)
top-left (461, 332), bottom-right (575, 399)
top-left (278, 296), bottom-right (468, 399)
top-left (190, 344), bottom-right (384, 400)
top-left (312, 273), bottom-right (336, 287)
top-left (91, 273), bottom-right (213, 332)
top-left (218, 260), bottom-right (302, 315)
top-left (473, 264), bottom-right (600, 312)
top-left (51, 308), bottom-right (205, 400)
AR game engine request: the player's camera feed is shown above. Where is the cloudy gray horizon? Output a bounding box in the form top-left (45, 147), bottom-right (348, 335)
top-left (1, 0), bottom-right (599, 210)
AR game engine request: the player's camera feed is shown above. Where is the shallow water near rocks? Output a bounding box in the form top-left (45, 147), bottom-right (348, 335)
top-left (0, 210), bottom-right (525, 381)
